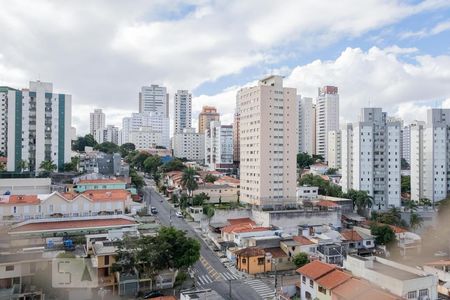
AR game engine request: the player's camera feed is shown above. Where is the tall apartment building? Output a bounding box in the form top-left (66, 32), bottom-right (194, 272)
top-left (139, 84), bottom-right (169, 117)
top-left (315, 86), bottom-right (339, 161)
top-left (401, 125), bottom-right (411, 168)
top-left (95, 125), bottom-right (119, 144)
top-left (121, 112), bottom-right (170, 149)
top-left (174, 90), bottom-right (192, 134)
top-left (238, 75), bottom-right (298, 206)
top-left (411, 109), bottom-right (450, 203)
top-left (233, 94), bottom-right (240, 164)
top-left (1, 81), bottom-right (72, 173)
top-left (205, 121), bottom-right (233, 171)
top-left (327, 130), bottom-right (341, 169)
top-left (173, 128), bottom-right (205, 162)
top-left (90, 109), bottom-right (105, 136)
top-left (297, 96), bottom-right (315, 155)
top-left (198, 106), bottom-right (220, 134)
top-left (341, 108), bottom-right (401, 210)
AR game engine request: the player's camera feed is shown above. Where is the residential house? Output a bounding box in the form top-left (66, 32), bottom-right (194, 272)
top-left (235, 247), bottom-right (272, 274)
top-left (73, 179), bottom-right (127, 192)
top-left (344, 255), bottom-right (438, 299)
top-left (340, 228), bottom-right (375, 256)
top-left (193, 183), bottom-right (239, 203)
top-left (297, 260), bottom-right (337, 300)
top-left (280, 236), bottom-right (317, 260)
top-left (423, 260), bottom-right (450, 297)
top-left (332, 277), bottom-right (402, 300)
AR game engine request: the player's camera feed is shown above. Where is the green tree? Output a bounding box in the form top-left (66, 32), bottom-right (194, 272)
top-left (204, 174), bottom-right (218, 183)
top-left (203, 205), bottom-right (215, 224)
top-left (143, 155), bottom-right (162, 175)
top-left (19, 160), bottom-right (28, 172)
top-left (181, 167), bottom-right (198, 198)
top-left (325, 168), bottom-right (338, 175)
top-left (161, 159), bottom-right (186, 172)
top-left (312, 154), bottom-right (324, 162)
top-left (371, 207), bottom-right (406, 227)
top-left (344, 189), bottom-right (373, 216)
top-left (72, 134), bottom-right (97, 152)
top-left (292, 252), bottom-right (310, 268)
top-left (157, 227), bottom-right (201, 269)
top-left (153, 172), bottom-right (162, 187)
top-left (94, 141), bottom-right (120, 154)
top-left (179, 193), bottom-right (189, 209)
top-left (404, 200), bottom-right (418, 212)
top-left (401, 176), bottom-right (411, 194)
top-left (409, 212), bottom-right (423, 231)
top-left (419, 198), bottom-right (432, 207)
top-left (192, 192), bottom-right (209, 206)
top-left (0, 162), bottom-right (5, 172)
top-left (119, 143), bottom-right (136, 158)
top-left (131, 151), bottom-right (151, 170)
top-left (39, 160), bottom-right (57, 175)
top-left (370, 223), bottom-right (396, 246)
top-left (299, 174), bottom-right (342, 197)
top-left (401, 158), bottom-right (410, 170)
top-left (297, 152), bottom-right (314, 169)
top-left (130, 168), bottom-right (145, 190)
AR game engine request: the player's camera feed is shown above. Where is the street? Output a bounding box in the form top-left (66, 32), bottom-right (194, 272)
top-left (143, 179), bottom-right (270, 299)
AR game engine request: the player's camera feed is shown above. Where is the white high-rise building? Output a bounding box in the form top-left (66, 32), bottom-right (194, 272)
top-left (315, 86), bottom-right (339, 161)
top-left (90, 109), bottom-right (105, 136)
top-left (401, 125), bottom-right (411, 168)
top-left (1, 81), bottom-right (72, 173)
top-left (173, 128), bottom-right (205, 161)
top-left (238, 75), bottom-right (298, 206)
top-left (139, 84), bottom-right (169, 117)
top-left (174, 90), bottom-right (192, 134)
top-left (298, 96), bottom-right (315, 155)
top-left (411, 109), bottom-right (450, 203)
top-left (327, 130), bottom-right (341, 169)
top-left (205, 121), bottom-right (233, 171)
top-left (121, 112), bottom-right (170, 149)
top-left (341, 108), bottom-right (401, 210)
top-left (95, 125), bottom-right (119, 144)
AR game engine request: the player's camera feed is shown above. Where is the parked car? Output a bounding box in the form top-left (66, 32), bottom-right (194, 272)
top-left (143, 290), bottom-right (163, 299)
top-left (150, 207), bottom-right (158, 214)
top-left (175, 211), bottom-right (183, 218)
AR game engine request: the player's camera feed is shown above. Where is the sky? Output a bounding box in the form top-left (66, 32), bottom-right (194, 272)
top-left (1, 0), bottom-right (450, 135)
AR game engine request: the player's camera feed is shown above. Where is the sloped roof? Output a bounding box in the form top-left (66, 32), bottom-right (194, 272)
top-left (341, 230), bottom-right (363, 241)
top-left (77, 179), bottom-right (126, 184)
top-left (235, 247), bottom-right (266, 257)
top-left (293, 235), bottom-right (315, 246)
top-left (296, 260), bottom-right (336, 280)
top-left (316, 269), bottom-right (351, 289)
top-left (264, 247), bottom-right (287, 258)
top-left (0, 195), bottom-right (39, 205)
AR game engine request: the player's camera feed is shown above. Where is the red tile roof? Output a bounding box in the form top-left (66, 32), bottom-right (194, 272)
top-left (265, 247), bottom-right (287, 258)
top-left (293, 235), bottom-right (315, 246)
top-left (0, 195), bottom-right (40, 205)
top-left (9, 218), bottom-right (137, 233)
top-left (316, 269), bottom-right (351, 289)
top-left (235, 247), bottom-right (266, 257)
top-left (341, 230), bottom-right (363, 241)
top-left (227, 218), bottom-right (255, 225)
top-left (82, 189), bottom-right (130, 201)
top-left (221, 222), bottom-right (256, 233)
top-left (77, 179), bottom-right (126, 184)
top-left (317, 200), bottom-right (339, 208)
top-left (216, 176), bottom-right (240, 185)
top-left (331, 278), bottom-right (372, 299)
top-left (232, 226), bottom-right (271, 234)
top-left (296, 260), bottom-right (336, 280)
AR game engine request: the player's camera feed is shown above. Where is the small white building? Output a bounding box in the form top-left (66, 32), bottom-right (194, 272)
top-left (344, 255), bottom-right (438, 300)
top-left (296, 186), bottom-right (319, 201)
top-left (205, 121), bottom-right (233, 171)
top-left (0, 178), bottom-right (51, 195)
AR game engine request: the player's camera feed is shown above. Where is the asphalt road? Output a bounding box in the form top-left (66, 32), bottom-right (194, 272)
top-left (143, 179), bottom-right (263, 300)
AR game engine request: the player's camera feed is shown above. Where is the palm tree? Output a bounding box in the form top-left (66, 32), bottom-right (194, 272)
top-left (39, 160), bottom-right (57, 174)
top-left (19, 160), bottom-right (28, 172)
top-left (404, 200), bottom-right (418, 212)
top-left (181, 167), bottom-right (198, 199)
top-left (410, 212), bottom-right (423, 231)
top-left (347, 189), bottom-right (373, 216)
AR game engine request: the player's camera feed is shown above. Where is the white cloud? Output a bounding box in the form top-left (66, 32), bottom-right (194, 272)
top-left (400, 19), bottom-right (450, 39)
top-left (0, 1), bottom-right (449, 134)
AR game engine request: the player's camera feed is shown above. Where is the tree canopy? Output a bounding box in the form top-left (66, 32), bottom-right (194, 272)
top-left (204, 174), bottom-right (218, 183)
top-left (371, 207), bottom-right (407, 227)
top-left (181, 168), bottom-right (198, 197)
top-left (292, 252), bottom-right (310, 268)
top-left (160, 159), bottom-right (186, 173)
top-left (297, 152), bottom-right (314, 169)
top-left (94, 141), bottom-right (120, 154)
top-left (298, 174), bottom-right (342, 197)
top-left (72, 134), bottom-right (97, 152)
top-left (401, 176), bottom-right (410, 194)
top-left (370, 223), bottom-right (396, 246)
top-left (143, 155), bottom-right (162, 175)
top-left (119, 143), bottom-right (136, 158)
top-left (344, 189), bottom-right (373, 216)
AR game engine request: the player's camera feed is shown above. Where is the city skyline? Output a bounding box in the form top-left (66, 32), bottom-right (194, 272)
top-left (1, 1), bottom-right (450, 135)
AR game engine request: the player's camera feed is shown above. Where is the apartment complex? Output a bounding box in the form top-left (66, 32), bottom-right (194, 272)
top-left (238, 75), bottom-right (298, 206)
top-left (138, 84), bottom-right (169, 117)
top-left (233, 94), bottom-right (240, 164)
top-left (90, 108), bottom-right (106, 136)
top-left (95, 124), bottom-right (119, 144)
top-left (341, 108), bottom-right (401, 210)
top-left (121, 112), bottom-right (170, 149)
top-left (1, 81), bottom-right (72, 173)
top-left (315, 86), bottom-right (339, 161)
top-left (198, 106), bottom-right (220, 134)
top-left (401, 125), bottom-right (411, 168)
top-left (173, 90), bottom-right (192, 134)
top-left (411, 109), bottom-right (450, 202)
top-left (173, 128), bottom-right (205, 161)
top-left (205, 121), bottom-right (233, 171)
top-left (298, 96), bottom-right (315, 155)
top-left (327, 130), bottom-right (341, 169)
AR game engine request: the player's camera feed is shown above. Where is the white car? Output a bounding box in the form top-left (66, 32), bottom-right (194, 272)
top-left (175, 211), bottom-right (183, 218)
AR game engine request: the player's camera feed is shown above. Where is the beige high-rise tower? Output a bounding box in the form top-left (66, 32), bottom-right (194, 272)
top-left (238, 75), bottom-right (298, 206)
top-left (198, 106), bottom-right (220, 134)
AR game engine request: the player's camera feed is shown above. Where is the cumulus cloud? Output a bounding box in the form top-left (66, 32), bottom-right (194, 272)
top-left (0, 1), bottom-right (449, 134)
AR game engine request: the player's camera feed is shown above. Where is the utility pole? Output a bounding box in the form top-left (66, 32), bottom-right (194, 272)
top-left (228, 279), bottom-right (232, 300)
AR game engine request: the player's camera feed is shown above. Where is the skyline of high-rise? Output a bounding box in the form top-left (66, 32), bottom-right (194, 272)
top-left (173, 90), bottom-right (192, 135)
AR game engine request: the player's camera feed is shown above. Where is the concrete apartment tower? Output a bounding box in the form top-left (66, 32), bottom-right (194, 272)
top-left (90, 108), bottom-right (105, 137)
top-left (315, 86), bottom-right (339, 162)
top-left (173, 128), bottom-right (205, 162)
top-left (341, 108), bottom-right (401, 210)
top-left (174, 90), bottom-right (192, 134)
top-left (198, 106), bottom-right (220, 134)
top-left (204, 121), bottom-right (233, 172)
top-left (327, 130), bottom-right (341, 169)
top-left (1, 81), bottom-right (72, 173)
top-left (401, 125), bottom-right (411, 168)
top-left (411, 109), bottom-right (450, 203)
top-left (238, 75), bottom-right (298, 206)
top-left (139, 84), bottom-right (169, 117)
top-left (233, 94), bottom-right (240, 165)
top-left (297, 96), bottom-right (315, 155)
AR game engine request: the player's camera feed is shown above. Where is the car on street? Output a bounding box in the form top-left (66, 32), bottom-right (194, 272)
top-left (150, 207), bottom-right (158, 214)
top-left (175, 211), bottom-right (183, 218)
top-left (143, 290), bottom-right (163, 299)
